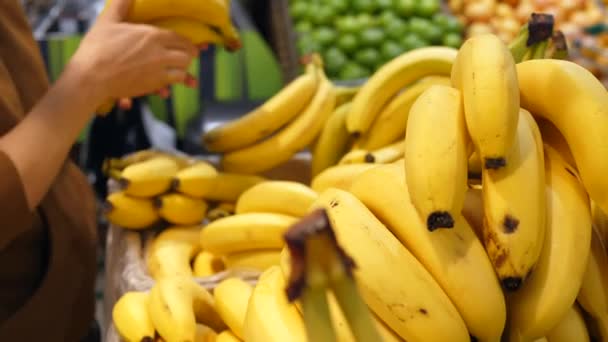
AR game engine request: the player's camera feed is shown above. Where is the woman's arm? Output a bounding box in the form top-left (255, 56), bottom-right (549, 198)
top-left (0, 0), bottom-right (199, 210)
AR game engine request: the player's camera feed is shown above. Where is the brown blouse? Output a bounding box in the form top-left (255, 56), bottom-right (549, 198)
top-left (0, 1), bottom-right (98, 341)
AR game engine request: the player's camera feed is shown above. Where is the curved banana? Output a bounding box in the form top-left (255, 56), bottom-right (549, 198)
top-left (577, 220), bottom-right (608, 342)
top-left (151, 17), bottom-right (228, 46)
top-left (203, 63), bottom-right (318, 152)
top-left (216, 331), bottom-right (242, 342)
top-left (366, 140), bottom-right (405, 164)
top-left (546, 304), bottom-right (591, 342)
top-left (310, 163), bottom-right (378, 193)
top-left (517, 59), bottom-right (608, 215)
top-left (213, 277), bottom-right (253, 339)
top-left (451, 33), bottom-right (520, 170)
top-left (359, 76), bottom-right (451, 150)
top-left (311, 102), bottom-right (353, 176)
top-left (346, 46), bottom-right (458, 135)
top-left (200, 213), bottom-right (297, 255)
top-left (235, 181), bottom-right (317, 218)
top-left (155, 193), bottom-right (208, 225)
top-left (313, 188), bottom-right (469, 341)
top-left (338, 149), bottom-right (369, 165)
top-left (173, 162), bottom-right (265, 202)
top-left (506, 145), bottom-right (592, 342)
top-left (224, 249), bottom-right (281, 271)
top-left (119, 156), bottom-right (180, 197)
top-left (112, 291), bottom-right (155, 342)
top-left (243, 266), bottom-right (307, 342)
top-left (350, 163), bottom-right (506, 341)
top-left (147, 226), bottom-right (202, 279)
top-left (221, 63), bottom-right (336, 174)
top-left (404, 85), bottom-right (469, 231)
top-left (481, 109), bottom-right (545, 291)
top-left (120, 0), bottom-right (241, 49)
top-left (105, 192), bottom-right (159, 229)
top-left (193, 251), bottom-right (225, 277)
top-left (148, 276), bottom-right (226, 342)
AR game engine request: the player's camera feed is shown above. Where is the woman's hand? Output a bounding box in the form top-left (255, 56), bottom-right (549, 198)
top-left (67, 0), bottom-right (200, 109)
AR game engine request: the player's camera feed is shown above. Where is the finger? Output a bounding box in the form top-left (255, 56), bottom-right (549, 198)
top-left (166, 68), bottom-right (188, 84)
top-left (157, 88), bottom-right (171, 98)
top-left (156, 29), bottom-right (199, 57)
top-left (100, 0), bottom-right (133, 22)
top-left (118, 98), bottom-right (133, 110)
top-left (161, 50), bottom-right (194, 69)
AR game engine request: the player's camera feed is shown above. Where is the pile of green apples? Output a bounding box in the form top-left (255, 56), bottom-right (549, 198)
top-left (289, 0), bottom-right (465, 80)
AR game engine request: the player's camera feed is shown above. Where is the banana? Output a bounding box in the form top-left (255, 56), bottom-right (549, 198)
top-left (346, 46), bottom-right (458, 135)
top-left (350, 163), bottom-right (506, 342)
top-left (203, 63), bottom-right (318, 152)
top-left (224, 249), bottom-right (281, 271)
top-left (147, 226), bottom-right (202, 279)
top-left (517, 59), bottom-right (608, 215)
top-left (112, 291), bottom-right (155, 342)
top-left (151, 17), bottom-right (228, 46)
top-left (215, 331), bottom-right (242, 342)
top-left (506, 145), bottom-right (592, 342)
top-left (243, 266), bottom-right (307, 342)
top-left (155, 193), bottom-right (208, 225)
top-left (173, 162), bottom-right (265, 202)
top-left (119, 156), bottom-right (180, 197)
top-left (536, 118), bottom-right (577, 170)
top-left (334, 85), bottom-right (360, 106)
top-left (200, 213), bottom-right (297, 255)
top-left (103, 149), bottom-right (170, 172)
top-left (148, 276), bottom-right (226, 341)
top-left (577, 221), bottom-right (608, 342)
top-left (310, 163), bottom-right (378, 193)
top-left (118, 0), bottom-right (241, 49)
top-left (358, 76), bottom-right (451, 150)
top-left (338, 149), bottom-right (369, 165)
top-left (104, 192), bottom-right (160, 229)
top-left (451, 33), bottom-right (520, 170)
top-left (404, 84), bottom-right (469, 231)
top-left (313, 188), bottom-right (469, 341)
top-left (365, 140), bottom-right (405, 164)
top-left (192, 251), bottom-right (225, 277)
top-left (235, 181), bottom-right (318, 218)
top-left (546, 304), bottom-right (591, 342)
top-left (206, 202), bottom-right (236, 222)
top-left (213, 278), bottom-right (253, 339)
top-left (481, 108), bottom-right (545, 291)
top-left (311, 102), bottom-right (353, 176)
top-left (221, 61), bottom-right (336, 174)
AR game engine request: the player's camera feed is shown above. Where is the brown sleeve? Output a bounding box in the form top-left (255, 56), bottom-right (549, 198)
top-left (0, 150), bottom-right (33, 251)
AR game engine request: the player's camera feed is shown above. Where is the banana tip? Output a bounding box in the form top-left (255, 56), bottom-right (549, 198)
top-left (501, 276), bottom-right (523, 292)
top-left (364, 153), bottom-right (375, 163)
top-left (170, 178), bottom-right (180, 191)
top-left (427, 212), bottom-right (455, 231)
top-left (527, 13), bottom-right (555, 46)
top-left (118, 177), bottom-right (130, 189)
top-left (484, 157), bottom-right (506, 170)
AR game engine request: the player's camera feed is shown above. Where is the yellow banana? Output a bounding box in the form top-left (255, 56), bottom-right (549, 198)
top-left (119, 156), bottom-right (180, 197)
top-left (313, 188), bottom-right (469, 341)
top-left (365, 140), bottom-right (405, 164)
top-left (451, 33), bottom-right (520, 170)
top-left (350, 163), bottom-right (506, 341)
top-left (506, 145), bottom-right (592, 342)
top-left (148, 276), bottom-right (226, 342)
top-left (120, 0), bottom-right (241, 49)
top-left (213, 277), bottom-right (253, 339)
top-left (215, 331), bottom-right (242, 342)
top-left (203, 63), bottom-right (318, 152)
top-left (173, 162), bottom-right (265, 202)
top-left (112, 291), bottom-right (155, 342)
top-left (311, 102), bottom-right (353, 176)
top-left (577, 220), bottom-right (608, 342)
top-left (105, 192), bottom-right (159, 229)
top-left (206, 202), bottom-right (236, 222)
top-left (404, 85), bottom-right (469, 231)
top-left (192, 251), bottom-right (225, 277)
top-left (243, 266), bottom-right (307, 342)
top-left (338, 149), bottom-right (369, 165)
top-left (546, 304), bottom-right (591, 342)
top-left (481, 109), bottom-right (545, 291)
top-left (147, 226), bottom-right (202, 279)
top-left (310, 163), bottom-right (378, 193)
top-left (155, 193), bottom-right (208, 225)
top-left (358, 76), bottom-right (451, 150)
top-left (103, 149), bottom-right (171, 171)
top-left (235, 181), bottom-right (318, 218)
top-left (517, 59), bottom-right (608, 215)
top-left (224, 249), bottom-right (281, 271)
top-left (200, 213), bottom-right (297, 255)
top-left (346, 46), bottom-right (458, 135)
top-left (221, 62), bottom-right (336, 174)
top-left (151, 17), bottom-right (228, 46)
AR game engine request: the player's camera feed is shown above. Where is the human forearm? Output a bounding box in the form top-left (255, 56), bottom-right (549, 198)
top-left (0, 62), bottom-right (100, 209)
